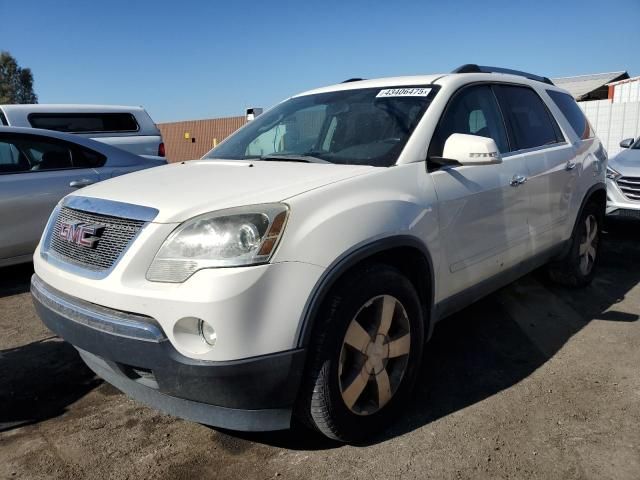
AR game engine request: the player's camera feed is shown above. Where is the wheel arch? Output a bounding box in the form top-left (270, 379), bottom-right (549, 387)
top-left (295, 236), bottom-right (435, 349)
top-left (574, 183), bottom-right (607, 229)
top-left (558, 182), bottom-right (606, 259)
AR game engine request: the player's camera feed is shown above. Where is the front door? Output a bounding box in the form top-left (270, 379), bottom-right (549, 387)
top-left (428, 84), bottom-right (530, 297)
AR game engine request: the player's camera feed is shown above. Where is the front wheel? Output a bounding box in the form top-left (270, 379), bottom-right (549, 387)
top-left (296, 264), bottom-right (424, 442)
top-left (548, 200), bottom-right (603, 287)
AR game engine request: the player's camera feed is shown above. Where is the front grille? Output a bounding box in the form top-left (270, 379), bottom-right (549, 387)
top-left (617, 176), bottom-right (640, 201)
top-left (48, 207), bottom-right (145, 271)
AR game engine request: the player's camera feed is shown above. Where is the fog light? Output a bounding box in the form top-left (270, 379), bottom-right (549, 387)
top-left (199, 320), bottom-right (217, 346)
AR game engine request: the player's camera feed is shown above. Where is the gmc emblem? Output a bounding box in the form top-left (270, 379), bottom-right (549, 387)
top-left (59, 221), bottom-right (105, 249)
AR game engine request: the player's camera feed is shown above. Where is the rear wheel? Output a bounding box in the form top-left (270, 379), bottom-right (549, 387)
top-left (548, 200), bottom-right (603, 287)
top-left (296, 264), bottom-right (424, 442)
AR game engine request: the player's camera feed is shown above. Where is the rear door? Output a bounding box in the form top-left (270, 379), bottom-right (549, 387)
top-left (0, 133), bottom-right (103, 262)
top-left (494, 85), bottom-right (576, 250)
top-left (428, 84), bottom-right (530, 297)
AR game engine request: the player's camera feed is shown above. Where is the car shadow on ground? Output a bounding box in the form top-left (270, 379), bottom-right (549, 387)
top-left (228, 218), bottom-right (640, 449)
top-left (0, 262), bottom-right (102, 432)
top-left (0, 262), bottom-right (34, 298)
top-left (0, 337), bottom-right (101, 432)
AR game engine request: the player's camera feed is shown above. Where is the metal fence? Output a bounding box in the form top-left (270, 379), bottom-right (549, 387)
top-left (579, 100), bottom-right (640, 157)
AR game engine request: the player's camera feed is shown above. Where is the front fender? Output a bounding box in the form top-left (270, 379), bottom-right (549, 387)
top-left (270, 163), bottom-right (441, 347)
top-left (273, 163), bottom-right (440, 269)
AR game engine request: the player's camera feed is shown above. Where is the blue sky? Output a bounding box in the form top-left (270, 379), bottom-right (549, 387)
top-left (2, 0), bottom-right (639, 123)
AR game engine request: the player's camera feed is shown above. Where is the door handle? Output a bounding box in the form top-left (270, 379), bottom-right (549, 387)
top-left (566, 161), bottom-right (577, 171)
top-left (69, 178), bottom-right (95, 188)
top-left (510, 175), bottom-right (528, 187)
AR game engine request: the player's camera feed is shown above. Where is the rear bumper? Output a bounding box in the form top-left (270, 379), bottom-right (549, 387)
top-left (30, 274), bottom-right (305, 431)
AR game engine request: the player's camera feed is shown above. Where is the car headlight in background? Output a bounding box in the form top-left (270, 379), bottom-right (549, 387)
top-left (147, 204), bottom-right (289, 283)
top-left (606, 166), bottom-right (621, 180)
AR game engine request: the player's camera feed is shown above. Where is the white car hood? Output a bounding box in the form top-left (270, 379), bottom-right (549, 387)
top-left (73, 159), bottom-right (374, 223)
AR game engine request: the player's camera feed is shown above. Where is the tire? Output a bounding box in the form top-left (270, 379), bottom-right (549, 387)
top-left (296, 263), bottom-right (425, 442)
top-left (548, 200), bottom-right (603, 287)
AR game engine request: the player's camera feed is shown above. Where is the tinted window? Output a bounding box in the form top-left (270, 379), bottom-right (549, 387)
top-left (428, 85), bottom-right (509, 158)
top-left (546, 90), bottom-right (593, 139)
top-left (0, 110), bottom-right (7, 126)
top-left (28, 113), bottom-right (139, 133)
top-left (73, 146), bottom-right (107, 168)
top-left (0, 135), bottom-right (106, 173)
top-left (0, 140), bottom-right (29, 173)
top-left (497, 85), bottom-right (562, 150)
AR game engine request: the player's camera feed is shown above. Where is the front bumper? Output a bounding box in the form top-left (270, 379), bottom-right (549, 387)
top-left (31, 274), bottom-right (305, 431)
top-left (606, 178), bottom-right (640, 217)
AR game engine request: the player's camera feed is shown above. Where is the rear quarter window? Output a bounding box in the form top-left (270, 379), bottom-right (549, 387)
top-left (546, 90), bottom-right (594, 140)
top-left (28, 113), bottom-right (139, 133)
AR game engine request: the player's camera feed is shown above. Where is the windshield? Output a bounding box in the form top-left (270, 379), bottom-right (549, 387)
top-left (204, 86), bottom-right (438, 167)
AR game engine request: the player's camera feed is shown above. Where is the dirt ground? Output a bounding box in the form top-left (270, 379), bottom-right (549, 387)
top-left (1, 219), bottom-right (639, 480)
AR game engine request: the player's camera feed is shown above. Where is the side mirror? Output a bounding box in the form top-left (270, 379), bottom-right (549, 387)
top-left (441, 133), bottom-right (502, 166)
top-left (620, 138), bottom-right (635, 149)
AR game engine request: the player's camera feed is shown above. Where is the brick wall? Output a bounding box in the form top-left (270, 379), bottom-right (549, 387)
top-left (158, 116), bottom-right (247, 162)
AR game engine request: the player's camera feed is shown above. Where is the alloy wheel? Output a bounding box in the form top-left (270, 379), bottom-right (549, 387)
top-left (338, 295), bottom-right (411, 415)
top-left (578, 214), bottom-right (598, 276)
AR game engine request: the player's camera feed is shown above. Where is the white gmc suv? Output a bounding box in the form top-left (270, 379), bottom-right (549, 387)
top-left (31, 65), bottom-right (607, 442)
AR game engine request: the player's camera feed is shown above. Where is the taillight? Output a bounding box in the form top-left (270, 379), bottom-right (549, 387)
top-left (158, 142), bottom-right (165, 157)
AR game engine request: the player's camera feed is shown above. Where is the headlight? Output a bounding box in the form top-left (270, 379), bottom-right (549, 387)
top-left (606, 166), bottom-right (621, 180)
top-left (147, 204), bottom-right (289, 283)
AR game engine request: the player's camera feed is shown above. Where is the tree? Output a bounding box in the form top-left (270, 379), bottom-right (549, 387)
top-left (0, 51), bottom-right (38, 104)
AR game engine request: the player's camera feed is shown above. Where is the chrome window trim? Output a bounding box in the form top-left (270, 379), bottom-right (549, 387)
top-left (501, 141), bottom-right (570, 159)
top-left (40, 196), bottom-right (158, 279)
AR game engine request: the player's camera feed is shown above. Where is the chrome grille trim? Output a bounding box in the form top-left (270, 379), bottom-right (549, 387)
top-left (41, 196), bottom-right (159, 279)
top-left (617, 176), bottom-right (640, 201)
top-left (49, 207), bottom-right (145, 271)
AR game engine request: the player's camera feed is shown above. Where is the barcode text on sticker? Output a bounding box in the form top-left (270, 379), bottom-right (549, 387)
top-left (376, 88), bottom-right (432, 98)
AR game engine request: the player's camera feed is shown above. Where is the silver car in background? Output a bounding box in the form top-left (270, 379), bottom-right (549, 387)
top-left (606, 137), bottom-right (640, 219)
top-left (0, 104), bottom-right (165, 158)
top-left (0, 126), bottom-right (166, 267)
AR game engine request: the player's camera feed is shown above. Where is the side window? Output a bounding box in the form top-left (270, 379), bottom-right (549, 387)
top-left (0, 135), bottom-right (105, 172)
top-left (73, 146), bottom-right (107, 168)
top-left (0, 140), bottom-right (30, 173)
top-left (546, 90), bottom-right (593, 140)
top-left (22, 140), bottom-right (74, 171)
top-left (428, 85), bottom-right (509, 158)
top-left (496, 85), bottom-right (563, 151)
top-left (28, 113), bottom-right (139, 133)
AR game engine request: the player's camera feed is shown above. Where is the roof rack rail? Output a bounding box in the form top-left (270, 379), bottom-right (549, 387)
top-left (452, 64), bottom-right (554, 86)
top-left (342, 78), bottom-right (365, 83)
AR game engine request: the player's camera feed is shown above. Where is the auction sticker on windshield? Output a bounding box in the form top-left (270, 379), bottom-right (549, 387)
top-left (376, 87), bottom-right (432, 98)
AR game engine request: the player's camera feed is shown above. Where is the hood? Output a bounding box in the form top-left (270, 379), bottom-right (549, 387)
top-left (610, 148), bottom-right (640, 176)
top-left (72, 159), bottom-right (374, 223)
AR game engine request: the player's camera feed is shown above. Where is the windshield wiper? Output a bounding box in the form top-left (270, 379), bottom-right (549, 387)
top-left (259, 154), bottom-right (329, 164)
